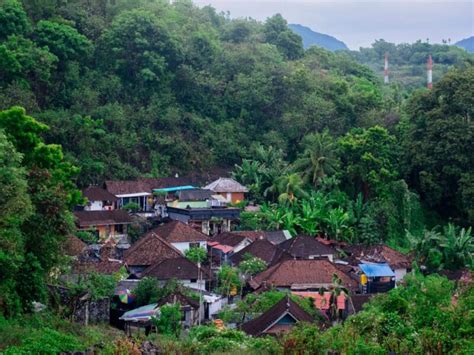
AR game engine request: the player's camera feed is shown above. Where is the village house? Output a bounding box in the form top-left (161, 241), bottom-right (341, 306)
top-left (151, 220), bottom-right (208, 253)
top-left (165, 188), bottom-right (225, 209)
top-left (104, 177), bottom-right (194, 216)
top-left (122, 232), bottom-right (182, 275)
top-left (141, 257), bottom-right (210, 291)
top-left (203, 177), bottom-right (248, 204)
top-left (241, 296), bottom-right (316, 337)
top-left (208, 232), bottom-right (253, 265)
top-left (278, 235), bottom-right (337, 262)
top-left (82, 186), bottom-right (118, 211)
top-left (358, 263), bottom-right (396, 294)
top-left (344, 244), bottom-right (412, 283)
top-left (166, 206), bottom-right (241, 235)
top-left (73, 209), bottom-right (132, 243)
top-left (249, 259), bottom-right (359, 292)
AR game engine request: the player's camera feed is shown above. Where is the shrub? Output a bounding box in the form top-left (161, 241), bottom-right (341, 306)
top-left (134, 277), bottom-right (161, 306)
top-left (75, 230), bottom-right (97, 244)
top-left (153, 303), bottom-right (181, 338)
top-left (185, 246), bottom-right (207, 264)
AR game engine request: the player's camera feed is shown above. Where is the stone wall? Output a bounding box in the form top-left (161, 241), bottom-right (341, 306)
top-left (48, 284), bottom-right (110, 325)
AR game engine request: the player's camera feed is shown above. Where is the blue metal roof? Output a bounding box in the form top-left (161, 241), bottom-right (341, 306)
top-left (359, 263), bottom-right (395, 277)
top-left (153, 185), bottom-right (196, 193)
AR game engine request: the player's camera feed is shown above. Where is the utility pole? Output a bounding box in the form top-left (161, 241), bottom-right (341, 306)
top-left (198, 261), bottom-right (202, 326)
top-left (384, 52), bottom-right (389, 84)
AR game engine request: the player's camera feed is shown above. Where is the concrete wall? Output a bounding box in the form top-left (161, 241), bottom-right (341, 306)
top-left (85, 200), bottom-right (103, 211)
top-left (233, 239), bottom-right (252, 253)
top-left (394, 268), bottom-right (407, 284)
top-left (182, 279), bottom-right (206, 291)
top-left (217, 192), bottom-right (245, 203)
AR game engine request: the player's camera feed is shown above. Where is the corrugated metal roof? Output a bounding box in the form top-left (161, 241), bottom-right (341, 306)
top-left (359, 263), bottom-right (395, 277)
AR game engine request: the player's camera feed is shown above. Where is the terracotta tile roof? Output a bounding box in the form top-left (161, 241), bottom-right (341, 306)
top-left (153, 220), bottom-right (208, 243)
top-left (105, 177), bottom-right (193, 195)
top-left (231, 230), bottom-right (291, 245)
top-left (72, 258), bottom-right (123, 275)
top-left (279, 235), bottom-right (336, 259)
top-left (104, 180), bottom-right (152, 195)
top-left (142, 257), bottom-right (210, 280)
top-left (241, 296), bottom-right (314, 336)
top-left (210, 232), bottom-right (248, 248)
top-left (203, 178), bottom-right (248, 193)
top-left (63, 236), bottom-right (87, 257)
top-left (74, 210), bottom-right (132, 227)
top-left (344, 244), bottom-right (412, 269)
top-left (231, 231), bottom-right (267, 241)
top-left (123, 232), bottom-right (182, 267)
top-left (249, 259), bottom-right (358, 291)
top-left (94, 259), bottom-right (123, 274)
top-left (139, 177), bottom-right (194, 189)
top-left (265, 231), bottom-right (292, 245)
top-left (72, 241), bottom-right (124, 274)
top-left (230, 239), bottom-right (281, 266)
top-left (82, 186), bottom-right (118, 202)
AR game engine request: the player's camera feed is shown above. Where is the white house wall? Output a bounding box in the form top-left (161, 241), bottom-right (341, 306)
top-left (85, 200), bottom-right (103, 211)
top-left (233, 240), bottom-right (252, 254)
top-left (171, 241), bottom-right (207, 254)
top-left (394, 268), bottom-right (407, 284)
top-left (182, 279), bottom-right (206, 291)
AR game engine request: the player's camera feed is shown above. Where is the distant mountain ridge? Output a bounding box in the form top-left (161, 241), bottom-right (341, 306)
top-left (289, 24), bottom-right (348, 51)
top-left (455, 36), bottom-right (474, 53)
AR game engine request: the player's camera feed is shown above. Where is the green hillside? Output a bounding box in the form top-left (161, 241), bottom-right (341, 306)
top-left (289, 24), bottom-right (348, 51)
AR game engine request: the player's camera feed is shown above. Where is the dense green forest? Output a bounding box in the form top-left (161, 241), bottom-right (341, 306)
top-left (0, 0), bottom-right (473, 353)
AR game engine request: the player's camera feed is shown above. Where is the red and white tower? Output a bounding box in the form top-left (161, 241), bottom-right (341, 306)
top-left (384, 52), bottom-right (389, 84)
top-left (427, 55), bottom-right (433, 89)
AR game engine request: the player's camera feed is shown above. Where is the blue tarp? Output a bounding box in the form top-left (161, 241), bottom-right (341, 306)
top-left (153, 185), bottom-right (196, 193)
top-left (359, 263), bottom-right (395, 277)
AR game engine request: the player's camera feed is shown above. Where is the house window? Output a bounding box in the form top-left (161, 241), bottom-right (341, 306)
top-left (190, 279), bottom-right (197, 283)
top-left (189, 242), bottom-right (200, 249)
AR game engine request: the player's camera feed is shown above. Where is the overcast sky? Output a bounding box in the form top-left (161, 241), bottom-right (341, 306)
top-left (193, 0), bottom-right (474, 49)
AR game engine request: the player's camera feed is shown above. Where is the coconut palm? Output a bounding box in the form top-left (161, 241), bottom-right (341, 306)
top-left (293, 130), bottom-right (340, 187)
top-left (266, 173), bottom-right (308, 204)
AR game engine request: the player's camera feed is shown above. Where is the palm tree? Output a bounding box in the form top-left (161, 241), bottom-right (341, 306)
top-left (260, 203), bottom-right (299, 236)
top-left (329, 274), bottom-right (349, 323)
top-left (293, 130), bottom-right (339, 187)
top-left (232, 159), bottom-right (264, 201)
top-left (269, 173), bottom-right (308, 204)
